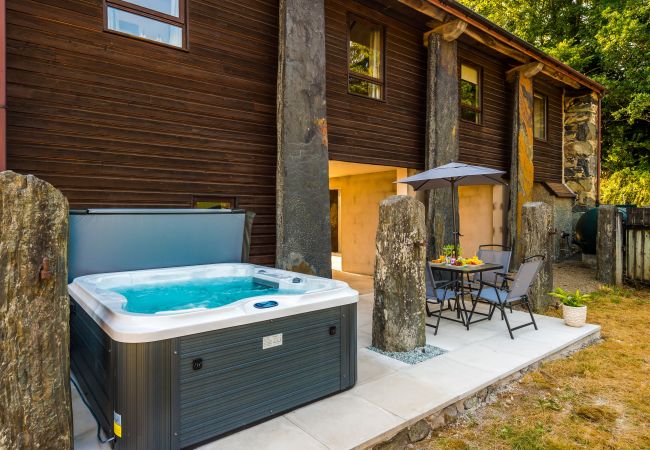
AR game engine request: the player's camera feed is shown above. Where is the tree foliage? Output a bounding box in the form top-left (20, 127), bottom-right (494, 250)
top-left (459, 0), bottom-right (649, 178)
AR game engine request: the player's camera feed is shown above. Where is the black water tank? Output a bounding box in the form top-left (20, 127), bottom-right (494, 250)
top-left (574, 207), bottom-right (599, 254)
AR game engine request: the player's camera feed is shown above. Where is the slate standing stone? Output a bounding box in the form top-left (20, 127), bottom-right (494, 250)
top-left (0, 171), bottom-right (72, 449)
top-left (373, 196), bottom-right (427, 352)
top-left (275, 0), bottom-right (332, 277)
top-left (425, 32), bottom-right (460, 259)
top-left (521, 201), bottom-right (554, 312)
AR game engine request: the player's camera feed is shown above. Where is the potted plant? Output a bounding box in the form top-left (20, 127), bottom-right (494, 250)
top-left (549, 287), bottom-right (591, 327)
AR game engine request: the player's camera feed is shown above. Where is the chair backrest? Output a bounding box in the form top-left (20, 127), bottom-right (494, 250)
top-left (507, 258), bottom-right (543, 300)
top-left (474, 244), bottom-right (512, 283)
top-left (425, 264), bottom-right (435, 298)
top-left (425, 264), bottom-right (449, 298)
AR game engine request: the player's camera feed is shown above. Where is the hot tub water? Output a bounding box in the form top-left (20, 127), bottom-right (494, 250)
top-left (112, 276), bottom-right (305, 314)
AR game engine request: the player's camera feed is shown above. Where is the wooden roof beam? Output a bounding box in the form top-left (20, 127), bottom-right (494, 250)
top-left (506, 62), bottom-right (544, 82)
top-left (423, 19), bottom-right (467, 45)
top-left (399, 0), bottom-right (448, 21)
top-left (405, 0), bottom-right (588, 90)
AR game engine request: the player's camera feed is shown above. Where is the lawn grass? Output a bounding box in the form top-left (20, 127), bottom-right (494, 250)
top-left (420, 286), bottom-right (650, 449)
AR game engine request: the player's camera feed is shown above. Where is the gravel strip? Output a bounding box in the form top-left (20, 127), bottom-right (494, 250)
top-left (368, 344), bottom-right (447, 365)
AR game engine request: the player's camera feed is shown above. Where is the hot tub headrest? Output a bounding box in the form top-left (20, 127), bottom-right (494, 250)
top-left (68, 209), bottom-right (247, 281)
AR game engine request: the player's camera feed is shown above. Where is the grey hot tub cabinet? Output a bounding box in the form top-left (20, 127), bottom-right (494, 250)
top-left (68, 209), bottom-right (358, 449)
top-left (71, 301), bottom-right (356, 449)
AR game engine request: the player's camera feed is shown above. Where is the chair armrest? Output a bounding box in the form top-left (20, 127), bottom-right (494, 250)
top-left (495, 272), bottom-right (514, 281)
top-left (476, 279), bottom-right (500, 290)
top-left (435, 279), bottom-right (460, 290)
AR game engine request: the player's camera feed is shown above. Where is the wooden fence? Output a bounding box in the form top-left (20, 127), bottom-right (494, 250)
top-left (625, 208), bottom-right (650, 285)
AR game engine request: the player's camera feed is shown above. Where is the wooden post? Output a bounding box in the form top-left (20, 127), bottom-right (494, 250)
top-left (425, 27), bottom-right (463, 259)
top-left (373, 196), bottom-right (426, 352)
top-left (508, 64), bottom-right (542, 267)
top-left (521, 202), bottom-right (554, 312)
top-left (0, 171), bottom-right (72, 449)
top-left (276, 0), bottom-right (331, 277)
top-left (597, 205), bottom-right (623, 285)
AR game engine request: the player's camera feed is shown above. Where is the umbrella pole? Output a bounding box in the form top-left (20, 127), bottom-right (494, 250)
top-left (451, 179), bottom-right (458, 258)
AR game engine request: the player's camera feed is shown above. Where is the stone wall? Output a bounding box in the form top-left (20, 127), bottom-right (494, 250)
top-left (564, 93), bottom-right (598, 207)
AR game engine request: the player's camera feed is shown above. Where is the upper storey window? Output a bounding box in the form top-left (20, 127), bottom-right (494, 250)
top-left (533, 93), bottom-right (547, 140)
top-left (348, 15), bottom-right (385, 100)
top-left (460, 63), bottom-right (481, 124)
top-left (106, 0), bottom-right (186, 49)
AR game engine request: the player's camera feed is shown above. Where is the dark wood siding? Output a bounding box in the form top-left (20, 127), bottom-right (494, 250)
top-left (6, 0), bottom-right (278, 265)
top-left (458, 41), bottom-right (512, 172)
top-left (533, 77), bottom-right (564, 182)
top-left (325, 0), bottom-right (427, 169)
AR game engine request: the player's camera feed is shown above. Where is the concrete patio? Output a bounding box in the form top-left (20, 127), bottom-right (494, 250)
top-left (73, 272), bottom-right (600, 450)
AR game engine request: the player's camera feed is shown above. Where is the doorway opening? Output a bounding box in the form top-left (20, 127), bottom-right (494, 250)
top-left (328, 160), bottom-right (416, 277)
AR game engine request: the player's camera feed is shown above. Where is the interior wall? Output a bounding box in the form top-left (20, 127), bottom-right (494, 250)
top-left (458, 185), bottom-right (503, 257)
top-left (329, 170), bottom-right (397, 275)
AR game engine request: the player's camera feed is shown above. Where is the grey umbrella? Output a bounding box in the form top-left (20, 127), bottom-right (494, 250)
top-left (397, 162), bottom-right (507, 256)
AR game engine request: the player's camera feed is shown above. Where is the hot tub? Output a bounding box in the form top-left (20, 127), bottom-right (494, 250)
top-left (68, 210), bottom-right (358, 450)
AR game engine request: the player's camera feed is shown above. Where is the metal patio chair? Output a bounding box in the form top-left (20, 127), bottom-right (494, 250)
top-left (465, 244), bottom-right (512, 290)
top-left (425, 264), bottom-right (459, 335)
top-left (468, 257), bottom-right (544, 339)
top-left (463, 244), bottom-right (513, 320)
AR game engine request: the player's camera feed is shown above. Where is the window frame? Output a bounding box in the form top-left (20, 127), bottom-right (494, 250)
top-left (533, 92), bottom-right (548, 142)
top-left (103, 0), bottom-right (189, 50)
top-left (346, 13), bottom-right (386, 102)
top-left (458, 61), bottom-right (482, 125)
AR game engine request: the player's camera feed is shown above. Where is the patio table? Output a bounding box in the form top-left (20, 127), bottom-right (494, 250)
top-left (427, 262), bottom-right (503, 329)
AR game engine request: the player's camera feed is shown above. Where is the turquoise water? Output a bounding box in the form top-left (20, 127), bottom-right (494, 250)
top-left (113, 276), bottom-right (303, 314)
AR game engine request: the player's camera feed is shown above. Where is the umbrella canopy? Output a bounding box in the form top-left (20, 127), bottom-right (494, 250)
top-left (396, 162), bottom-right (507, 258)
top-left (396, 162), bottom-right (506, 191)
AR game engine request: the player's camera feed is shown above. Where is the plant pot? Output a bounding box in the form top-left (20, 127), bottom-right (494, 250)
top-left (563, 304), bottom-right (587, 327)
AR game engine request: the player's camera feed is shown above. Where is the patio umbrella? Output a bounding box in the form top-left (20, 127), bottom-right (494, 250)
top-left (396, 162), bottom-right (507, 256)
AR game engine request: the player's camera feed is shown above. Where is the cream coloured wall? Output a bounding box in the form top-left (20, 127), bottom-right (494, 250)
top-left (457, 185), bottom-right (503, 257)
top-left (329, 170), bottom-right (398, 275)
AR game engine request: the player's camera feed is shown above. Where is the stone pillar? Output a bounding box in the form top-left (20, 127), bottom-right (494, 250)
top-left (425, 31), bottom-right (460, 259)
top-left (507, 64), bottom-right (541, 267)
top-left (276, 0), bottom-right (331, 277)
top-left (0, 171), bottom-right (72, 449)
top-left (597, 205), bottom-right (623, 285)
top-left (564, 92), bottom-right (599, 208)
top-left (521, 202), bottom-right (554, 312)
top-left (373, 196), bottom-right (426, 352)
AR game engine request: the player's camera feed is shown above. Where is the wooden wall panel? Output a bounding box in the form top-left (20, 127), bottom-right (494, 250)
top-left (325, 0), bottom-right (427, 169)
top-left (457, 41), bottom-right (512, 172)
top-left (6, 0), bottom-right (279, 265)
top-left (533, 77), bottom-right (564, 182)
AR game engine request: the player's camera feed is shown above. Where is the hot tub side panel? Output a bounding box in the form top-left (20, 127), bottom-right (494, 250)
top-left (177, 305), bottom-right (357, 448)
top-left (71, 302), bottom-right (356, 449)
top-left (70, 302), bottom-right (114, 434)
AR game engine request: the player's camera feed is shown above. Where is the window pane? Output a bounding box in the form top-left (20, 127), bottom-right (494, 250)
top-left (349, 18), bottom-right (382, 80)
top-left (461, 107), bottom-right (479, 123)
top-left (534, 95), bottom-right (546, 140)
top-left (107, 7), bottom-right (182, 47)
top-left (194, 200), bottom-right (233, 209)
top-left (348, 77), bottom-right (382, 99)
top-left (461, 64), bottom-right (479, 84)
top-left (124, 0), bottom-right (179, 17)
top-left (460, 79), bottom-right (478, 108)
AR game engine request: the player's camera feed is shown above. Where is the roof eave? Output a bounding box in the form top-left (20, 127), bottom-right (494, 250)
top-left (421, 0), bottom-right (606, 94)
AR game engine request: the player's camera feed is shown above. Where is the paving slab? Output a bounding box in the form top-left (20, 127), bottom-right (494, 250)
top-left (285, 392), bottom-right (403, 450)
top-left (73, 273), bottom-right (600, 450)
top-left (204, 417), bottom-right (328, 450)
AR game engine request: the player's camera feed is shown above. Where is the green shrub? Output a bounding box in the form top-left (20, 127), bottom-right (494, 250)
top-left (600, 167), bottom-right (650, 206)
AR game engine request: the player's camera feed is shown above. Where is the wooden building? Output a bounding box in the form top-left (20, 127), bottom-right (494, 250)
top-left (1, 0), bottom-right (605, 275)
